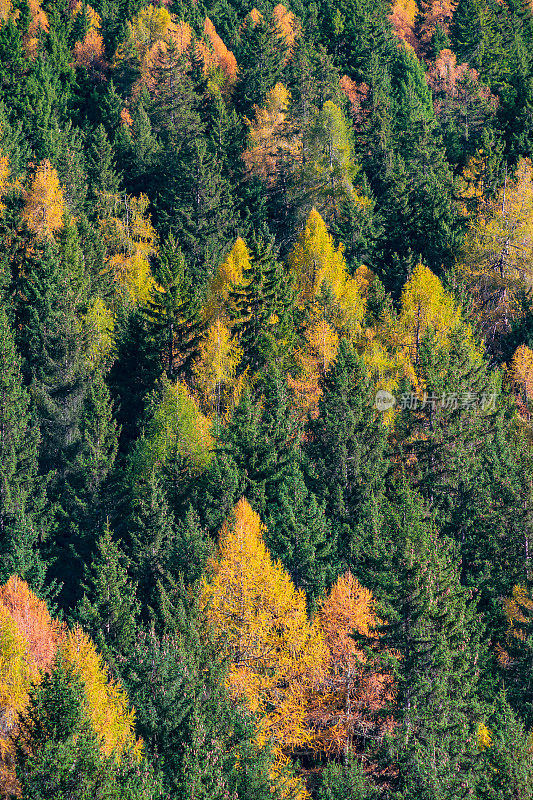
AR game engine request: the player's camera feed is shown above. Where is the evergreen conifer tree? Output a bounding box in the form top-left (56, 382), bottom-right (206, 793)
top-left (235, 15), bottom-right (287, 117)
top-left (0, 300), bottom-right (46, 586)
top-left (76, 520), bottom-right (139, 666)
top-left (265, 461), bottom-right (334, 608)
top-left (305, 338), bottom-right (389, 575)
top-left (127, 472), bottom-right (181, 633)
top-left (376, 486), bottom-right (484, 799)
top-left (14, 659), bottom-right (161, 800)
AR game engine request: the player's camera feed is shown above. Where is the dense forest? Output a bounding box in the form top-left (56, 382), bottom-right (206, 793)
top-left (3, 0), bottom-right (533, 794)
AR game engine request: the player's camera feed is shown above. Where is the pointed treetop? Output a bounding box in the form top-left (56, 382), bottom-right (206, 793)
top-left (22, 160), bottom-right (65, 239)
top-left (204, 237), bottom-right (252, 321)
top-left (289, 208), bottom-right (365, 335)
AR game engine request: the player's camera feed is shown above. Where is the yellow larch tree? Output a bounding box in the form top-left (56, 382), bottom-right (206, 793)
top-left (354, 263), bottom-right (472, 410)
top-left (0, 148), bottom-right (10, 212)
top-left (59, 627), bottom-right (140, 758)
top-left (192, 318), bottom-right (244, 418)
top-left (288, 208), bottom-right (365, 336)
top-left (511, 344), bottom-right (533, 409)
top-left (99, 193), bottom-right (157, 306)
top-left (0, 577), bottom-right (65, 794)
top-left (0, 605), bottom-right (37, 796)
top-left (394, 261), bottom-right (467, 385)
top-left (200, 498), bottom-right (326, 786)
top-left (22, 160), bottom-right (65, 238)
top-left (132, 3), bottom-right (172, 49)
top-left (85, 295), bottom-right (115, 368)
top-left (204, 237), bottom-right (251, 321)
top-left (306, 318), bottom-right (339, 378)
top-left (247, 7), bottom-right (263, 26)
top-left (457, 158), bottom-right (533, 344)
top-left (0, 0), bottom-right (17, 25)
top-left (0, 578), bottom-right (141, 796)
top-left (359, 329), bottom-right (404, 425)
top-left (242, 83), bottom-right (300, 187)
top-left (115, 8), bottom-right (194, 96)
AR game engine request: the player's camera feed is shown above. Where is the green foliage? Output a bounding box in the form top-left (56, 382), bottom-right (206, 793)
top-left (318, 754), bottom-right (379, 800)
top-left (76, 520), bottom-right (139, 665)
top-left (14, 659), bottom-right (161, 800)
top-left (0, 299), bottom-right (46, 587)
top-left (3, 0), bottom-right (533, 792)
top-left (121, 613), bottom-right (279, 800)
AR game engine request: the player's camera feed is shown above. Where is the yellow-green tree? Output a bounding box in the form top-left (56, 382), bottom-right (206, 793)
top-left (288, 208), bottom-right (365, 336)
top-left (301, 101), bottom-right (358, 225)
top-left (398, 262), bottom-right (461, 351)
top-left (85, 295), bottom-right (115, 368)
top-left (192, 318), bottom-right (244, 418)
top-left (203, 237), bottom-right (251, 322)
top-left (99, 193), bottom-right (157, 306)
top-left (131, 376), bottom-right (213, 479)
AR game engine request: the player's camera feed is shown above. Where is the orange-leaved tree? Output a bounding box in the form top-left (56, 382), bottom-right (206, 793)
top-left (242, 83), bottom-right (300, 187)
top-left (287, 318), bottom-right (339, 419)
top-left (99, 193), bottom-right (157, 306)
top-left (309, 572), bottom-right (393, 756)
top-left (0, 578), bottom-right (62, 795)
top-left (203, 17), bottom-right (238, 87)
top-left (389, 0), bottom-right (419, 50)
top-left (272, 4), bottom-right (298, 57)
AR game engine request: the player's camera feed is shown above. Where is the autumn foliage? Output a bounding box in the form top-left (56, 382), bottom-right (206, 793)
top-left (457, 158), bottom-right (533, 344)
top-left (204, 17), bottom-right (238, 86)
top-left (22, 160), bottom-right (65, 238)
top-left (311, 573), bottom-right (393, 755)
top-left (200, 499), bottom-right (391, 786)
top-left (0, 578), bottom-right (139, 797)
top-left (389, 0), bottom-right (418, 49)
top-left (288, 208), bottom-right (365, 335)
top-left (242, 83), bottom-right (299, 186)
